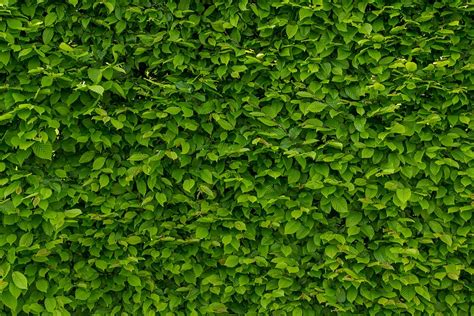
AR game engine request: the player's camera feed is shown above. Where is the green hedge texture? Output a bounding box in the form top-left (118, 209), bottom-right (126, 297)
top-left (1, 0), bottom-right (473, 315)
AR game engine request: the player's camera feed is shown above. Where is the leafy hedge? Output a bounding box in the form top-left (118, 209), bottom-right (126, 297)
top-left (1, 0), bottom-right (473, 315)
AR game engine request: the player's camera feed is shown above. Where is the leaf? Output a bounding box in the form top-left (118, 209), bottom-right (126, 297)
top-left (88, 68), bottom-right (103, 83)
top-left (44, 13), bottom-right (57, 27)
top-left (284, 220), bottom-right (301, 235)
top-left (331, 197), bottom-right (348, 213)
top-left (440, 234), bottom-right (452, 246)
top-left (224, 255), bottom-right (239, 267)
top-left (79, 151), bottom-right (95, 163)
top-left (183, 179), bottom-right (195, 192)
top-left (7, 19), bottom-right (22, 30)
top-left (287, 169), bottom-right (301, 184)
top-left (325, 245), bottom-right (338, 258)
top-left (115, 20), bottom-right (126, 34)
top-left (0, 292), bottom-right (17, 311)
top-left (44, 297), bottom-right (57, 312)
top-left (0, 51), bottom-right (10, 65)
top-left (234, 221), bottom-right (246, 231)
top-left (306, 101), bottom-right (327, 113)
top-left (128, 153), bottom-right (149, 161)
top-left (19, 233), bottom-right (33, 247)
top-left (65, 209), bottom-right (82, 218)
top-left (196, 227), bottom-right (209, 239)
top-left (99, 174), bottom-right (109, 187)
top-left (89, 85), bottom-right (105, 96)
top-left (286, 24), bottom-right (298, 39)
top-left (127, 275), bottom-right (141, 287)
top-left (396, 188), bottom-right (411, 204)
top-left (92, 157), bottom-right (106, 170)
top-left (299, 8), bottom-right (313, 20)
top-left (111, 118), bottom-right (124, 129)
top-left (156, 193), bottom-right (167, 206)
top-left (200, 170), bottom-right (213, 184)
top-left (75, 288), bottom-right (90, 300)
top-left (12, 271), bottom-right (28, 290)
top-left (415, 286), bottom-right (430, 301)
top-left (126, 236), bottom-right (142, 245)
top-left (257, 117), bottom-right (278, 127)
top-left (43, 28), bottom-right (54, 45)
top-left (32, 142), bottom-right (53, 160)
top-left (346, 212), bottom-right (362, 227)
top-left (278, 278), bottom-right (293, 289)
top-left (59, 42), bottom-right (74, 52)
top-left (36, 279), bottom-right (48, 293)
top-left (445, 294), bottom-right (456, 306)
top-left (401, 286), bottom-right (415, 302)
top-left (173, 54), bottom-right (185, 67)
top-left (359, 23), bottom-right (372, 35)
top-left (216, 119), bottom-right (234, 131)
top-left (367, 49), bottom-right (381, 62)
top-left (405, 62), bottom-right (417, 72)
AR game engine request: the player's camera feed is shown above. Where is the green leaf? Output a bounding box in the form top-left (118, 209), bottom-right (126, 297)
top-left (12, 271), bottom-right (28, 290)
top-left (75, 288), bottom-right (90, 300)
top-left (359, 23), bottom-right (373, 35)
top-left (234, 221), bottom-right (247, 231)
top-left (173, 54), bottom-right (185, 67)
top-left (99, 174), bottom-right (109, 187)
top-left (44, 13), bottom-right (57, 27)
top-left (284, 220), bottom-right (301, 235)
top-left (415, 286), bottom-right (430, 301)
top-left (7, 19), bottom-right (22, 29)
top-left (1, 292), bottom-right (17, 311)
top-left (331, 197), bottom-right (348, 213)
top-left (405, 62), bottom-right (417, 72)
top-left (79, 151), bottom-right (95, 163)
top-left (65, 209), bottom-right (82, 218)
top-left (89, 85), bottom-right (105, 96)
top-left (36, 279), bottom-right (49, 293)
top-left (126, 236), bottom-right (142, 245)
top-left (88, 68), bottom-right (103, 83)
top-left (156, 193), bottom-right (167, 206)
top-left (367, 49), bottom-right (381, 62)
top-left (183, 179), bottom-right (195, 192)
top-left (128, 153), bottom-right (149, 161)
top-left (396, 188), bottom-right (411, 204)
top-left (216, 119), bottom-right (234, 131)
top-left (0, 51), bottom-right (10, 65)
top-left (298, 8), bottom-right (313, 20)
top-left (200, 169), bottom-right (213, 184)
top-left (445, 294), bottom-right (456, 306)
top-left (43, 28), bottom-right (54, 45)
top-left (19, 233), bottom-right (33, 247)
top-left (59, 42), bottom-right (74, 52)
top-left (325, 245), bottom-right (338, 258)
top-left (44, 297), bottom-right (57, 312)
top-left (278, 278), bottom-right (293, 289)
top-left (92, 157), bottom-right (106, 170)
top-left (401, 286), bottom-right (416, 302)
top-left (32, 142), bottom-right (53, 160)
top-left (196, 227), bottom-right (209, 239)
top-left (286, 24), bottom-right (298, 39)
top-left (287, 169), bottom-right (301, 184)
top-left (128, 275), bottom-right (141, 287)
top-left (224, 255), bottom-right (239, 267)
top-left (346, 212), bottom-right (362, 227)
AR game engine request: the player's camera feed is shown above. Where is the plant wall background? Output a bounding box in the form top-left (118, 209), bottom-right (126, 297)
top-left (0, 0), bottom-right (473, 315)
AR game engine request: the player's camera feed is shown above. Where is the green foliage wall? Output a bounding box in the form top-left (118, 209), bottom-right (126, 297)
top-left (0, 0), bottom-right (473, 315)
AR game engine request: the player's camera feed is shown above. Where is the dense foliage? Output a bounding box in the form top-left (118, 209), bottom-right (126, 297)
top-left (0, 0), bottom-right (473, 315)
